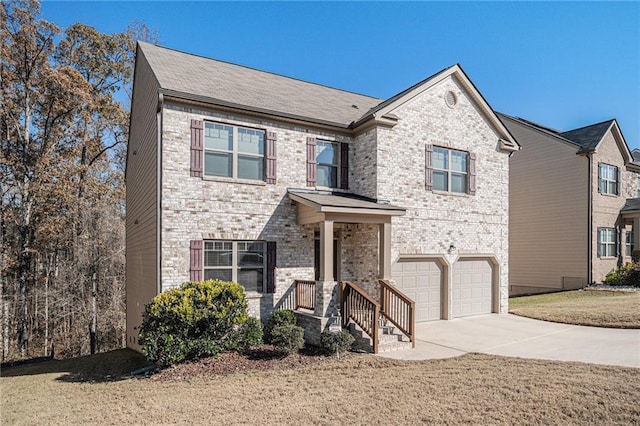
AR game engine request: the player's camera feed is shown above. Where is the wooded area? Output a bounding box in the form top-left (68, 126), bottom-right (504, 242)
top-left (1, 0), bottom-right (156, 360)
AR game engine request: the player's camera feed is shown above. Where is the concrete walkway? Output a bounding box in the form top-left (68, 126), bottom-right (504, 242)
top-left (378, 314), bottom-right (640, 368)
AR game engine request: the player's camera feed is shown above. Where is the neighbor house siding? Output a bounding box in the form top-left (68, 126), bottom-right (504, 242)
top-left (505, 117), bottom-right (589, 295)
top-left (126, 50), bottom-right (160, 350)
top-left (373, 76), bottom-right (511, 314)
top-left (591, 130), bottom-right (628, 282)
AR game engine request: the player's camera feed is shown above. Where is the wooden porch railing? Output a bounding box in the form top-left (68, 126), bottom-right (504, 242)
top-left (340, 281), bottom-right (380, 353)
top-left (379, 279), bottom-right (415, 348)
top-left (295, 280), bottom-right (316, 310)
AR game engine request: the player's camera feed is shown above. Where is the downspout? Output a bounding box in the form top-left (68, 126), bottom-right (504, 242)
top-left (156, 92), bottom-right (164, 296)
top-left (587, 152), bottom-right (593, 284)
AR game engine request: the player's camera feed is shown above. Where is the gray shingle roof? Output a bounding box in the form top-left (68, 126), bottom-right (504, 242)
top-left (559, 120), bottom-right (614, 153)
top-left (621, 198), bottom-right (640, 212)
top-left (287, 189), bottom-right (405, 213)
top-left (632, 149), bottom-right (640, 165)
top-left (139, 42), bottom-right (383, 128)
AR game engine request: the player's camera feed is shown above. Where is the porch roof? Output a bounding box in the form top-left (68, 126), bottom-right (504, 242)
top-left (288, 189), bottom-right (406, 225)
top-left (621, 198), bottom-right (640, 216)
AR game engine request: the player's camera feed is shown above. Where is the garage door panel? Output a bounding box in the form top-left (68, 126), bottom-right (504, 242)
top-left (452, 260), bottom-right (492, 318)
top-left (393, 260), bottom-right (442, 322)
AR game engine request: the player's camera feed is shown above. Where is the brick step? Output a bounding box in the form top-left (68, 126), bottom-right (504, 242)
top-left (347, 322), bottom-right (412, 353)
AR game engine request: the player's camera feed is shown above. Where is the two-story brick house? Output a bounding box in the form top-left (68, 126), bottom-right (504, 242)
top-left (126, 42), bottom-right (518, 351)
top-left (500, 114), bottom-right (640, 295)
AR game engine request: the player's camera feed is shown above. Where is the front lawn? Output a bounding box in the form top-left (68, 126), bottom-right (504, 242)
top-left (2, 349), bottom-right (639, 425)
top-left (510, 290), bottom-right (640, 328)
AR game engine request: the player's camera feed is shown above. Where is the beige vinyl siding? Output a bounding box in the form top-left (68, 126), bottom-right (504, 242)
top-left (125, 48), bottom-right (160, 350)
top-left (505, 117), bottom-right (589, 295)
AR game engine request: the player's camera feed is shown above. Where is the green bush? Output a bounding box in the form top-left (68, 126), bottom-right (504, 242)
top-left (270, 324), bottom-right (305, 355)
top-left (604, 263), bottom-right (640, 287)
top-left (237, 317), bottom-right (264, 350)
top-left (320, 329), bottom-right (355, 355)
top-left (264, 309), bottom-right (297, 344)
top-left (138, 280), bottom-right (261, 366)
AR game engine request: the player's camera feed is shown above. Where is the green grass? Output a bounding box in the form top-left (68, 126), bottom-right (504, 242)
top-left (510, 290), bottom-right (640, 328)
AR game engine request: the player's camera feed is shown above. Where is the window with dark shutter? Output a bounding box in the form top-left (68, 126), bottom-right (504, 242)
top-left (340, 143), bottom-right (349, 189)
top-left (615, 167), bottom-right (621, 196)
top-left (189, 240), bottom-right (203, 281)
top-left (265, 131), bottom-right (277, 184)
top-left (468, 152), bottom-right (477, 195)
top-left (266, 241), bottom-right (277, 293)
top-left (306, 137), bottom-right (317, 187)
top-left (597, 228), bottom-right (602, 257)
top-left (190, 120), bottom-right (204, 177)
top-left (425, 144), bottom-right (433, 191)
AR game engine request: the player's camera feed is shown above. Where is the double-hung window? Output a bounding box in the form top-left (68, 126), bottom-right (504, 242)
top-left (432, 147), bottom-right (468, 193)
top-left (598, 163), bottom-right (619, 195)
top-left (597, 228), bottom-right (617, 258)
top-left (626, 232), bottom-right (635, 257)
top-left (204, 122), bottom-right (265, 180)
top-left (316, 140), bottom-right (339, 188)
top-left (204, 241), bottom-right (265, 292)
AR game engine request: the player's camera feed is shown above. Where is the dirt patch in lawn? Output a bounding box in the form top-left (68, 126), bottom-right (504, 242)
top-left (510, 289), bottom-right (640, 328)
top-left (2, 349), bottom-right (639, 425)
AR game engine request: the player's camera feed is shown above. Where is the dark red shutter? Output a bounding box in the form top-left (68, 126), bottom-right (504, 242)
top-left (425, 144), bottom-right (433, 191)
top-left (468, 152), bottom-right (477, 195)
top-left (265, 131), bottom-right (277, 184)
top-left (190, 120), bottom-right (204, 177)
top-left (596, 228), bottom-right (602, 258)
top-left (597, 163), bottom-right (602, 193)
top-left (189, 240), bottom-right (203, 281)
top-left (266, 241), bottom-right (276, 293)
top-left (340, 143), bottom-right (349, 189)
top-left (306, 137), bottom-right (316, 187)
top-left (615, 166), bottom-right (621, 196)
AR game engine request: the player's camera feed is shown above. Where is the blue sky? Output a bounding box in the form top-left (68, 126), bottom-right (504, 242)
top-left (41, 1), bottom-right (640, 150)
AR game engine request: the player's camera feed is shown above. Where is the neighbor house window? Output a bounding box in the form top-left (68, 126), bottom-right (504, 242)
top-left (204, 122), bottom-right (265, 180)
top-left (204, 241), bottom-right (265, 292)
top-left (597, 228), bottom-right (617, 258)
top-left (316, 140), bottom-right (340, 188)
top-left (626, 232), bottom-right (635, 257)
top-left (433, 147), bottom-right (468, 193)
top-left (637, 176), bottom-right (640, 198)
top-left (598, 163), bottom-right (619, 195)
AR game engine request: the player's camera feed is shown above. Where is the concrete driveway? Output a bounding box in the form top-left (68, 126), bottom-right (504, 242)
top-left (379, 314), bottom-right (640, 368)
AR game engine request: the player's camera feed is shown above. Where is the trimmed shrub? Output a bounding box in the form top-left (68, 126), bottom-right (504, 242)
top-left (236, 317), bottom-right (264, 350)
top-left (264, 309), bottom-right (297, 344)
top-left (604, 263), bottom-right (640, 287)
top-left (270, 324), bottom-right (305, 355)
top-left (138, 280), bottom-right (260, 366)
top-left (320, 329), bottom-right (355, 355)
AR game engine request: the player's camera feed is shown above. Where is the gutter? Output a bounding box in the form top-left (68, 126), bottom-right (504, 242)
top-left (587, 152), bottom-right (593, 284)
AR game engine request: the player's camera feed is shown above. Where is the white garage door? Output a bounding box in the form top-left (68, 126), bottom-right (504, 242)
top-left (452, 260), bottom-right (493, 318)
top-left (392, 260), bottom-right (442, 322)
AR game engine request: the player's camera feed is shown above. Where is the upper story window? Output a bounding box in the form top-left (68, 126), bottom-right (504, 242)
top-left (433, 147), bottom-right (468, 193)
top-left (316, 141), bottom-right (339, 188)
top-left (204, 241), bottom-right (265, 293)
top-left (597, 227), bottom-right (617, 258)
top-left (306, 137), bottom-right (349, 190)
top-left (598, 163), bottom-right (619, 195)
top-left (190, 119), bottom-right (277, 184)
top-left (204, 123), bottom-right (265, 180)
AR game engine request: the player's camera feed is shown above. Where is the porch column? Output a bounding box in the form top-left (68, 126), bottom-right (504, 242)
top-left (634, 217), bottom-right (640, 262)
top-left (319, 219), bottom-right (334, 281)
top-left (379, 221), bottom-right (392, 280)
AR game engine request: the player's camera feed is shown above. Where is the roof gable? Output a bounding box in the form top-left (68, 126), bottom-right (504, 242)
top-left (354, 64), bottom-right (518, 148)
top-left (559, 120), bottom-right (614, 153)
top-left (138, 42), bottom-right (383, 128)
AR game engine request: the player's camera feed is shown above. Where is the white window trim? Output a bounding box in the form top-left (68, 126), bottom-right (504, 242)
top-left (316, 140), bottom-right (340, 189)
top-left (598, 228), bottom-right (617, 258)
top-left (598, 163), bottom-right (618, 196)
top-left (433, 146), bottom-right (468, 194)
top-left (204, 122), bottom-right (266, 181)
top-left (626, 231), bottom-right (634, 257)
top-left (203, 240), bottom-right (266, 293)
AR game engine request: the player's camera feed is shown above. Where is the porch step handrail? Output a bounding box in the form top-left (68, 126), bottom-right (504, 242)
top-left (379, 279), bottom-right (416, 348)
top-left (295, 280), bottom-right (316, 310)
top-left (340, 281), bottom-right (380, 354)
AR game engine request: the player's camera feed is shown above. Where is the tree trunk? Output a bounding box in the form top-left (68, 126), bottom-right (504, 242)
top-left (90, 272), bottom-right (97, 354)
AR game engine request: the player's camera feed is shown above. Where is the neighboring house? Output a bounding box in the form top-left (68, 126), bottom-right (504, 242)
top-left (126, 42), bottom-right (518, 352)
top-left (500, 114), bottom-right (640, 296)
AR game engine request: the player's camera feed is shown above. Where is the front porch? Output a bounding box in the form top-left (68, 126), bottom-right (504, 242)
top-left (287, 189), bottom-right (415, 353)
top-left (621, 198), bottom-right (640, 262)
